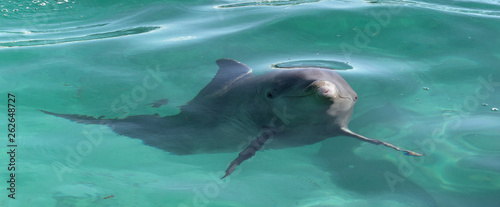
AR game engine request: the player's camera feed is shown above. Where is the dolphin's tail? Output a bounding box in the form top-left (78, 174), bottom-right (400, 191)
top-left (40, 110), bottom-right (112, 125)
top-left (41, 110), bottom-right (194, 155)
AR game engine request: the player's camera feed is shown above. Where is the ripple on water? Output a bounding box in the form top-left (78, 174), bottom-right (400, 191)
top-left (461, 134), bottom-right (500, 152)
top-left (457, 155), bottom-right (500, 173)
top-left (216, 0), bottom-right (321, 8)
top-left (0, 26), bottom-right (160, 48)
top-left (272, 59), bottom-right (353, 70)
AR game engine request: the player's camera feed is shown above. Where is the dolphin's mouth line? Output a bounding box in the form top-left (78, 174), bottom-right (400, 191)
top-left (281, 90), bottom-right (316, 98)
top-left (281, 91), bottom-right (353, 100)
top-left (282, 94), bottom-right (315, 98)
top-left (338, 94), bottom-right (353, 101)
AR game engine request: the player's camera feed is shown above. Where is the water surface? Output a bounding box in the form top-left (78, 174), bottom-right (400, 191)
top-left (1, 0), bottom-right (499, 206)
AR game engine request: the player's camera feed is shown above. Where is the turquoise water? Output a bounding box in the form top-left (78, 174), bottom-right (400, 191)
top-left (1, 0), bottom-right (500, 206)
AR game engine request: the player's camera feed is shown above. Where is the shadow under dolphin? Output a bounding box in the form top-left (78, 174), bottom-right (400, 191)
top-left (42, 59), bottom-right (422, 178)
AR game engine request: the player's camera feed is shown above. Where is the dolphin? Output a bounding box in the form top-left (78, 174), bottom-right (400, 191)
top-left (42, 59), bottom-right (422, 179)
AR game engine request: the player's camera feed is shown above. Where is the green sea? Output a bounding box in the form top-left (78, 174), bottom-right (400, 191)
top-left (1, 0), bottom-right (500, 206)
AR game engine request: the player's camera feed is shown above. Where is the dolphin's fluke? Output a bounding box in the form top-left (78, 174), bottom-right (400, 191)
top-left (221, 129), bottom-right (274, 179)
top-left (40, 110), bottom-right (109, 125)
top-left (341, 128), bottom-right (424, 157)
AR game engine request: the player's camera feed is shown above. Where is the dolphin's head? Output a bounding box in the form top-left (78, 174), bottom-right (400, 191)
top-left (261, 68), bottom-right (358, 129)
top-left (256, 67), bottom-right (422, 157)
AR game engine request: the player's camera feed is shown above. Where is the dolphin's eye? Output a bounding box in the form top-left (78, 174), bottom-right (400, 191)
top-left (354, 96), bottom-right (358, 100)
top-left (266, 91), bottom-right (274, 99)
top-left (265, 89), bottom-right (277, 99)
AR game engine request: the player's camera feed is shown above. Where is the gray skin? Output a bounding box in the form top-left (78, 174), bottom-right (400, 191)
top-left (42, 59), bottom-right (422, 178)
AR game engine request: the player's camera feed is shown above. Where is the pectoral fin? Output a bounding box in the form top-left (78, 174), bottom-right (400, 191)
top-left (341, 128), bottom-right (423, 156)
top-left (221, 129), bottom-right (274, 179)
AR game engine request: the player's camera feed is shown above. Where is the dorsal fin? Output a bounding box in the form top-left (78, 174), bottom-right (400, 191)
top-left (195, 59), bottom-right (253, 98)
top-left (214, 59), bottom-right (252, 81)
top-left (181, 59), bottom-right (253, 112)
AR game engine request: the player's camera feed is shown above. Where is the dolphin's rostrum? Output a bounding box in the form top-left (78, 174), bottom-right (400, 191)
top-left (42, 59), bottom-right (423, 179)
